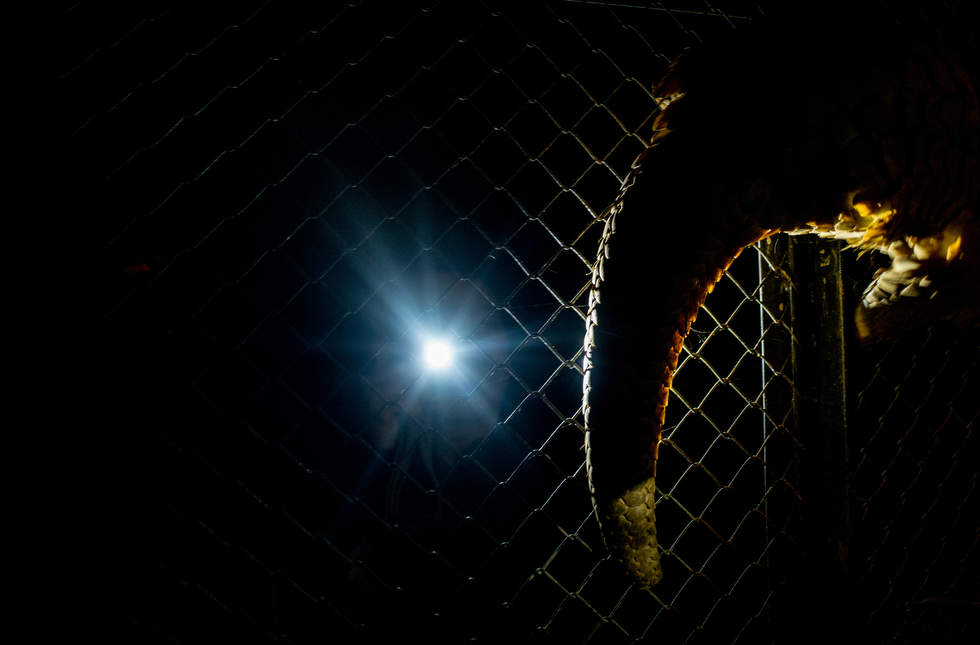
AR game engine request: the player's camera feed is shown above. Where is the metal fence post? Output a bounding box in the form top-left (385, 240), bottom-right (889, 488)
top-left (787, 236), bottom-right (853, 642)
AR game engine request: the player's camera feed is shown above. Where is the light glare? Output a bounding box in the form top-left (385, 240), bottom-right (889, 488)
top-left (423, 339), bottom-right (454, 369)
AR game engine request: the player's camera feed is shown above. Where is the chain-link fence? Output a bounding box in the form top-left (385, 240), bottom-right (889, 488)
top-left (840, 251), bottom-right (979, 645)
top-left (70, 1), bottom-right (976, 643)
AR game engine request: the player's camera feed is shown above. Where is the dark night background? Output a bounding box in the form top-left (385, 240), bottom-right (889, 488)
top-left (62, 1), bottom-right (977, 643)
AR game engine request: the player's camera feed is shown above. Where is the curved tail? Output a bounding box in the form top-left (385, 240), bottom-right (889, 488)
top-left (582, 149), bottom-right (775, 587)
top-left (582, 7), bottom-right (978, 586)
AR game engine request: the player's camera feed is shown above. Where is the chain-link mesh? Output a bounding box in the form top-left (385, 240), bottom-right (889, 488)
top-left (71, 1), bottom-right (975, 643)
top-left (841, 252), bottom-right (979, 645)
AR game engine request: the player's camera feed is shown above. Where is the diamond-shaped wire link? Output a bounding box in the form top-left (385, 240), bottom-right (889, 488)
top-left (75, 1), bottom-right (977, 643)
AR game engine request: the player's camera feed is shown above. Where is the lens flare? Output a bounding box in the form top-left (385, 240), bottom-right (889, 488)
top-left (423, 339), bottom-right (454, 369)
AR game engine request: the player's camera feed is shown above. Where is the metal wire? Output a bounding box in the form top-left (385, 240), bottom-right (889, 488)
top-left (73, 1), bottom-right (976, 643)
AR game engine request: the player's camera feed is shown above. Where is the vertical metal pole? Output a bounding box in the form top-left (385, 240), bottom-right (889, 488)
top-left (757, 236), bottom-right (802, 643)
top-left (757, 242), bottom-right (773, 641)
top-left (787, 236), bottom-right (852, 643)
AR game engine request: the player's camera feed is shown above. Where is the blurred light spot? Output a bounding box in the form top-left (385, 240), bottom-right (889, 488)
top-left (423, 339), bottom-right (454, 370)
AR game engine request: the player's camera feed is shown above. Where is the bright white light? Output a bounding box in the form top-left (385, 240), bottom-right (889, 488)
top-left (423, 339), bottom-right (454, 370)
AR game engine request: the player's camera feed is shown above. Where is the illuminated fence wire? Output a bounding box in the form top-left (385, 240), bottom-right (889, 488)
top-left (72, 1), bottom-right (977, 643)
